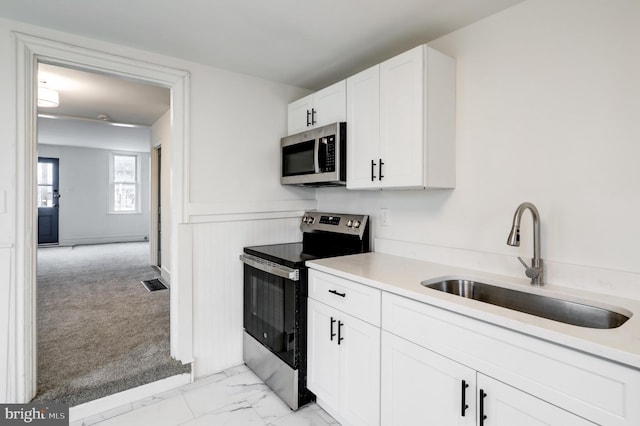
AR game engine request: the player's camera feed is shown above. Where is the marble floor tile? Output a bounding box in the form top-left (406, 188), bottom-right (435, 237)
top-left (76, 365), bottom-right (340, 426)
top-left (97, 395), bottom-right (193, 426)
top-left (181, 400), bottom-right (266, 426)
top-left (182, 369), bottom-right (269, 417)
top-left (270, 405), bottom-right (336, 426)
top-left (246, 390), bottom-right (292, 424)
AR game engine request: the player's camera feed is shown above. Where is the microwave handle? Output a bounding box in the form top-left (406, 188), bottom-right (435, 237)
top-left (314, 138), bottom-right (321, 173)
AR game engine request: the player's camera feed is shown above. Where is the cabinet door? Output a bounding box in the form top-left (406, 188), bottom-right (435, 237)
top-left (339, 311), bottom-right (381, 426)
top-left (379, 45), bottom-right (425, 188)
top-left (313, 80), bottom-right (346, 128)
top-left (346, 64), bottom-right (381, 189)
top-left (478, 374), bottom-right (595, 426)
top-left (307, 299), bottom-right (340, 411)
top-left (381, 331), bottom-right (475, 426)
top-left (287, 94), bottom-right (314, 135)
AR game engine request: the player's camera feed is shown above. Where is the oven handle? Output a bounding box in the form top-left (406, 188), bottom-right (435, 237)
top-left (239, 254), bottom-right (300, 281)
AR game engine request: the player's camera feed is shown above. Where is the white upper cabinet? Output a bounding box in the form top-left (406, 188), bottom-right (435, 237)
top-left (347, 45), bottom-right (456, 190)
top-left (287, 80), bottom-right (346, 135)
top-left (346, 64), bottom-right (381, 189)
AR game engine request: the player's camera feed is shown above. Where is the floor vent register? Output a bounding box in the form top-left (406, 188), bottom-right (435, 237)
top-left (141, 278), bottom-right (168, 292)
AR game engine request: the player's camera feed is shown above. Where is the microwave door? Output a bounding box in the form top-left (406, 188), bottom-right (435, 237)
top-left (282, 139), bottom-right (315, 177)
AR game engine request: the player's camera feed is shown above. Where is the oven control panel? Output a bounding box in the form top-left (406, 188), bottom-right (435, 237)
top-left (300, 211), bottom-right (369, 238)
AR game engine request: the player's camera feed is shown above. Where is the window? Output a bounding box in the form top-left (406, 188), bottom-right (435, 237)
top-left (110, 153), bottom-right (140, 213)
top-left (37, 161), bottom-right (54, 207)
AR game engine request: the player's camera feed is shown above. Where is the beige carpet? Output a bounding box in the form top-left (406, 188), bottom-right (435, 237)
top-left (33, 242), bottom-right (190, 406)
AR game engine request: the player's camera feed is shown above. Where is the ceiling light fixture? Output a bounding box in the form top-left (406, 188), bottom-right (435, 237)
top-left (37, 113), bottom-right (147, 128)
top-left (37, 84), bottom-right (60, 108)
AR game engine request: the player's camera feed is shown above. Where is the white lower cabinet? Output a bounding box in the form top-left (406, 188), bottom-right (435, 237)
top-left (307, 298), bottom-right (380, 426)
top-left (307, 268), bottom-right (639, 426)
top-left (381, 331), bottom-right (594, 426)
top-left (478, 374), bottom-right (594, 426)
top-left (381, 331), bottom-right (476, 425)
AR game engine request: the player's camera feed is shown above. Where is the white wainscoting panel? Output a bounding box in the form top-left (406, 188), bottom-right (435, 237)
top-left (190, 216), bottom-right (302, 377)
top-left (0, 246), bottom-right (14, 402)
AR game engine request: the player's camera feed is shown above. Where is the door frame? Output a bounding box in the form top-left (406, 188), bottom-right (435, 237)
top-left (13, 32), bottom-right (193, 402)
top-left (150, 145), bottom-right (161, 270)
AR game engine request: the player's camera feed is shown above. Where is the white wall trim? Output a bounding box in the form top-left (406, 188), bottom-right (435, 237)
top-left (149, 146), bottom-right (159, 267)
top-left (186, 199), bottom-right (316, 223)
top-left (12, 32), bottom-right (192, 402)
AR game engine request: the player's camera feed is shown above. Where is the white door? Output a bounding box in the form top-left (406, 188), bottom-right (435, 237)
top-left (287, 94), bottom-right (314, 134)
top-left (339, 312), bottom-right (381, 426)
top-left (478, 374), bottom-right (595, 426)
top-left (346, 64), bottom-right (381, 189)
top-left (307, 299), bottom-right (340, 411)
top-left (381, 331), bottom-right (476, 426)
top-left (313, 80), bottom-right (346, 128)
top-left (379, 45), bottom-right (425, 188)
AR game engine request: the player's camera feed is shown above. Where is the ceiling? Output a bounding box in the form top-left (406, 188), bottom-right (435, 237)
top-left (1, 0), bottom-right (525, 91)
top-left (38, 63), bottom-right (170, 126)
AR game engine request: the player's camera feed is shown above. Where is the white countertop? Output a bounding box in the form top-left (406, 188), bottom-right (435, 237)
top-left (307, 252), bottom-right (640, 370)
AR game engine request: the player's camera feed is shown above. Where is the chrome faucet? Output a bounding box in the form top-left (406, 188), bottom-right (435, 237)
top-left (507, 202), bottom-right (543, 286)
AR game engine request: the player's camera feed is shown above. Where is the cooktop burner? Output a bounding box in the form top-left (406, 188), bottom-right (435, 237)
top-left (243, 242), bottom-right (317, 269)
top-left (243, 212), bottom-right (370, 269)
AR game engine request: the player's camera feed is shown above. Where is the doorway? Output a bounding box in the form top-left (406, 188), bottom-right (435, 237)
top-left (34, 63), bottom-right (182, 404)
top-left (37, 157), bottom-right (59, 245)
top-left (12, 32), bottom-right (193, 404)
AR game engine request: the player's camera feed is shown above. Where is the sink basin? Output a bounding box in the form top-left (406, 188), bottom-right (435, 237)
top-left (421, 279), bottom-right (631, 329)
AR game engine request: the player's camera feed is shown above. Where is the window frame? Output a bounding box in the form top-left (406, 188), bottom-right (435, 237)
top-left (108, 152), bottom-right (142, 214)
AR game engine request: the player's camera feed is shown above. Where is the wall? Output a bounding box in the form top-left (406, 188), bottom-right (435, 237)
top-left (317, 0), bottom-right (640, 299)
top-left (0, 17), bottom-right (312, 402)
top-left (37, 143), bottom-right (151, 245)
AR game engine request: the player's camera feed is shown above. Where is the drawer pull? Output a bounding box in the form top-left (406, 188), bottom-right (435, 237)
top-left (338, 320), bottom-right (344, 345)
top-left (461, 380), bottom-right (469, 417)
top-left (328, 289), bottom-right (346, 298)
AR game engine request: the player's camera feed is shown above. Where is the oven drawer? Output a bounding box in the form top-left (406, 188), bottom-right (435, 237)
top-left (309, 269), bottom-right (381, 326)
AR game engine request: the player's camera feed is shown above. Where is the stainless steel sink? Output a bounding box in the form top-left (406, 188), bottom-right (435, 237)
top-left (421, 279), bottom-right (631, 329)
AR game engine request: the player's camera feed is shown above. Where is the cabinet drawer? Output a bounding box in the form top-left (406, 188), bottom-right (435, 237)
top-left (309, 269), bottom-right (381, 326)
top-left (382, 292), bottom-right (640, 426)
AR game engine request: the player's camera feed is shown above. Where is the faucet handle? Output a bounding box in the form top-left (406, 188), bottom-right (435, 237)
top-left (517, 256), bottom-right (540, 279)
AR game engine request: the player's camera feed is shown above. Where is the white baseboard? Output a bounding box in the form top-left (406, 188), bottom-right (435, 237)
top-left (69, 373), bottom-right (191, 423)
top-left (60, 235), bottom-right (149, 246)
top-left (160, 266), bottom-right (171, 284)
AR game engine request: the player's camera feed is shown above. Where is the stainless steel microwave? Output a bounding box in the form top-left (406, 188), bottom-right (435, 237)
top-left (281, 122), bottom-right (346, 186)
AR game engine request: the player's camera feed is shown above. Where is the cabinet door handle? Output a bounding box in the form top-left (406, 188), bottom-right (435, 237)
top-left (479, 389), bottom-right (487, 425)
top-left (379, 158), bottom-right (384, 181)
top-left (311, 108), bottom-right (317, 125)
top-left (371, 159), bottom-right (377, 181)
top-left (461, 380), bottom-right (469, 417)
top-left (330, 316), bottom-right (336, 341)
top-left (306, 109), bottom-right (311, 127)
top-left (328, 289), bottom-right (346, 298)
top-left (337, 320), bottom-right (344, 345)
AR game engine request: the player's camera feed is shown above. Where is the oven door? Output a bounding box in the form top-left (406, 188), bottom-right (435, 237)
top-left (240, 254), bottom-right (302, 368)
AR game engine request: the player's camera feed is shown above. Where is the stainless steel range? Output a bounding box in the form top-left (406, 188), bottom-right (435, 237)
top-left (240, 212), bottom-right (370, 409)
